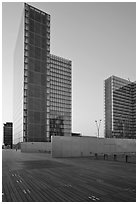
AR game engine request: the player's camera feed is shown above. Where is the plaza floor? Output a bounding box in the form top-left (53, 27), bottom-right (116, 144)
top-left (2, 149), bottom-right (136, 202)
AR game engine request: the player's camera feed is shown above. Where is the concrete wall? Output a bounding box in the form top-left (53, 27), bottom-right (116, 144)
top-left (52, 136), bottom-right (136, 157)
top-left (21, 142), bottom-right (51, 153)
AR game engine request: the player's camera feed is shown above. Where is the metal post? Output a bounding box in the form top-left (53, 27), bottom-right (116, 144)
top-left (95, 120), bottom-right (102, 138)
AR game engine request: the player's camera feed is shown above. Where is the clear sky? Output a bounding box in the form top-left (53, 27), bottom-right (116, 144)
top-left (2, 2), bottom-right (136, 137)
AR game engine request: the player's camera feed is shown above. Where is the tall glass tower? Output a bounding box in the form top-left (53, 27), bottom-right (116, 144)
top-left (104, 75), bottom-right (136, 139)
top-left (13, 3), bottom-right (72, 144)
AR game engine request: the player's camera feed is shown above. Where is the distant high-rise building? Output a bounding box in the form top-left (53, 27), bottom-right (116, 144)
top-left (104, 75), bottom-right (136, 139)
top-left (3, 123), bottom-right (13, 148)
top-left (13, 3), bottom-right (72, 144)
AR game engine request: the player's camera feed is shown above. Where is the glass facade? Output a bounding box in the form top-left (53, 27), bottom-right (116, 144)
top-left (50, 55), bottom-right (72, 137)
top-left (23, 3), bottom-right (50, 142)
top-left (104, 76), bottom-right (136, 139)
top-left (13, 11), bottom-right (24, 144)
top-left (13, 3), bottom-right (72, 144)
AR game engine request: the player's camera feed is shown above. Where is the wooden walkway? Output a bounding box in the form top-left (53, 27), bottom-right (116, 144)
top-left (2, 150), bottom-right (136, 202)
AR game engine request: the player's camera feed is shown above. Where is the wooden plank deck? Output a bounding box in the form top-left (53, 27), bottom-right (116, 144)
top-left (2, 150), bottom-right (136, 202)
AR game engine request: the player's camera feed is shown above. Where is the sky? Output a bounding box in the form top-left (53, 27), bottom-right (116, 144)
top-left (2, 2), bottom-right (136, 137)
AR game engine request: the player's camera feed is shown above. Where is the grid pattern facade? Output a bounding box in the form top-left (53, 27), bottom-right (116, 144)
top-left (50, 55), bottom-right (72, 137)
top-left (13, 12), bottom-right (24, 144)
top-left (23, 3), bottom-right (50, 142)
top-left (13, 3), bottom-right (72, 143)
top-left (130, 82), bottom-right (136, 137)
top-left (104, 76), bottom-right (136, 139)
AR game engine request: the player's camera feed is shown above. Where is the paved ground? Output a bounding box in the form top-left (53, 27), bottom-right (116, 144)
top-left (2, 149), bottom-right (136, 202)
